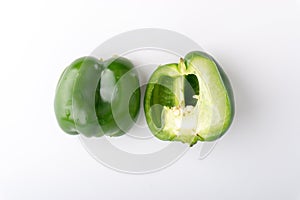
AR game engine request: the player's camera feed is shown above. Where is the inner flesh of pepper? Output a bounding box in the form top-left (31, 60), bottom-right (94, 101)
top-left (160, 74), bottom-right (201, 136)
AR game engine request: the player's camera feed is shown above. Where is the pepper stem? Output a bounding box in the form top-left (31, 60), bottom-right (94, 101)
top-left (178, 58), bottom-right (187, 74)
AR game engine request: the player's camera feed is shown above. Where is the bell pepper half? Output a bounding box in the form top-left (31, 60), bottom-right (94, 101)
top-left (144, 51), bottom-right (234, 146)
top-left (54, 56), bottom-right (140, 137)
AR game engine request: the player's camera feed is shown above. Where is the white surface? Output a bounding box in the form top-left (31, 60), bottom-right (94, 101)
top-left (0, 0), bottom-right (300, 199)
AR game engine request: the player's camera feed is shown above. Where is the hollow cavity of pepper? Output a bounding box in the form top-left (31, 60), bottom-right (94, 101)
top-left (149, 59), bottom-right (200, 137)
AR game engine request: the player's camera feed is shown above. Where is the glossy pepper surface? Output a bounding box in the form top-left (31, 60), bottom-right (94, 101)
top-left (54, 56), bottom-right (140, 137)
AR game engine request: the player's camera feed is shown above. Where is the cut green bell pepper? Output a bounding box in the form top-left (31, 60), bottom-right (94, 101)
top-left (54, 56), bottom-right (140, 137)
top-left (144, 51), bottom-right (234, 146)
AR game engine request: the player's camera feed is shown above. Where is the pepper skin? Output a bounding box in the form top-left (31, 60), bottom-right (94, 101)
top-left (54, 56), bottom-right (140, 137)
top-left (144, 51), bottom-right (234, 146)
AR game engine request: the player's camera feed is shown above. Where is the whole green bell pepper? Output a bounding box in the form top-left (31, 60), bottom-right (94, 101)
top-left (144, 51), bottom-right (234, 146)
top-left (54, 56), bottom-right (140, 137)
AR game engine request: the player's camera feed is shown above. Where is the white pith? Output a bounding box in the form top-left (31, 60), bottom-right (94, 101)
top-left (162, 99), bottom-right (199, 136)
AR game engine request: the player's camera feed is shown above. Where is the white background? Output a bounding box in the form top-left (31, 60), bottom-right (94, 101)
top-left (1, 0), bottom-right (300, 199)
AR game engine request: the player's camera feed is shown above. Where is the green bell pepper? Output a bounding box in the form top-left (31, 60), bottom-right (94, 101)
top-left (144, 51), bottom-right (234, 146)
top-left (54, 56), bottom-right (140, 137)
